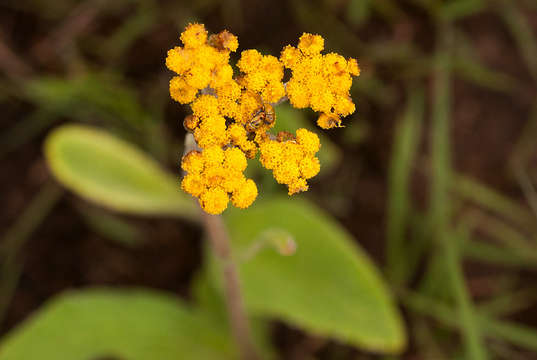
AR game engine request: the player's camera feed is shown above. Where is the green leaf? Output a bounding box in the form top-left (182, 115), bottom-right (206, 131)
top-left (44, 124), bottom-right (198, 219)
top-left (0, 288), bottom-right (236, 360)
top-left (223, 197), bottom-right (406, 353)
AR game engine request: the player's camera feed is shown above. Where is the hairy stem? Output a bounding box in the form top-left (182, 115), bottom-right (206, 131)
top-left (202, 212), bottom-right (260, 360)
top-left (182, 133), bottom-right (259, 359)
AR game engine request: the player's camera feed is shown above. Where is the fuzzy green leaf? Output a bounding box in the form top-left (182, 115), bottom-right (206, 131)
top-left (224, 197), bottom-right (406, 353)
top-left (0, 288), bottom-right (236, 360)
top-left (44, 124), bottom-right (197, 219)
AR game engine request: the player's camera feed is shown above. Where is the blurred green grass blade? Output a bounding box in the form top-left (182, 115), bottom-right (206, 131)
top-left (77, 206), bottom-right (143, 247)
top-left (397, 213), bottom-right (430, 285)
top-left (446, 229), bottom-right (489, 360)
top-left (429, 24), bottom-right (488, 360)
top-left (102, 1), bottom-right (157, 60)
top-left (44, 124), bottom-right (198, 219)
top-left (412, 320), bottom-right (450, 360)
top-left (409, 0), bottom-right (442, 18)
top-left (0, 111), bottom-right (57, 158)
top-left (478, 289), bottom-right (537, 317)
top-left (514, 165), bottom-right (537, 221)
top-left (292, 0), bottom-right (364, 57)
top-left (347, 0), bottom-right (372, 27)
top-left (371, 0), bottom-right (404, 22)
top-left (454, 175), bottom-right (535, 230)
top-left (421, 26), bottom-right (453, 300)
top-left (25, 73), bottom-right (150, 129)
top-left (462, 239), bottom-right (537, 268)
top-left (462, 211), bottom-right (537, 257)
top-left (0, 288), bottom-right (237, 360)
top-left (0, 182), bottom-right (62, 325)
top-left (386, 87), bottom-right (424, 284)
top-left (429, 48), bottom-right (451, 232)
top-left (0, 182), bottom-right (62, 258)
top-left (441, 0), bottom-right (485, 21)
top-left (403, 290), bottom-right (537, 352)
top-left (510, 101), bottom-right (537, 169)
top-left (452, 30), bottom-right (518, 93)
top-left (418, 249), bottom-right (450, 298)
top-left (222, 197), bottom-right (407, 354)
top-left (352, 72), bottom-right (398, 106)
top-left (482, 316), bottom-right (537, 351)
top-left (498, 0), bottom-right (537, 82)
top-left (452, 55), bottom-right (518, 93)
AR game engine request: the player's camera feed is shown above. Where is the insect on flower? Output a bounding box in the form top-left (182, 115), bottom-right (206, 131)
top-left (166, 23), bottom-right (360, 214)
top-left (245, 97), bottom-right (276, 133)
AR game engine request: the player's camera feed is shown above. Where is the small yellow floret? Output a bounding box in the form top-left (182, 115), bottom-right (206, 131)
top-left (219, 31), bottom-right (239, 52)
top-left (209, 30), bottom-right (239, 52)
top-left (280, 45), bottom-right (301, 68)
top-left (298, 33), bottom-right (324, 55)
top-left (299, 156), bottom-right (320, 179)
top-left (317, 113), bottom-right (342, 129)
top-left (191, 95), bottom-right (220, 118)
top-left (237, 49), bottom-right (263, 72)
top-left (181, 23), bottom-right (208, 48)
top-left (194, 115), bottom-right (228, 148)
top-left (166, 47), bottom-right (190, 74)
top-left (182, 150), bottom-right (204, 174)
top-left (170, 77), bottom-right (198, 104)
top-left (296, 128), bottom-right (321, 153)
top-left (202, 146), bottom-right (225, 166)
top-left (200, 187), bottom-right (229, 214)
top-left (347, 58), bottom-right (360, 76)
top-left (287, 178), bottom-right (309, 195)
top-left (181, 174), bottom-right (205, 197)
top-left (232, 179), bottom-right (258, 209)
top-left (224, 147), bottom-right (248, 172)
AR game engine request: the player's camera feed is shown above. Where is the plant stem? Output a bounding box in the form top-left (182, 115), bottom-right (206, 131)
top-left (182, 133), bottom-right (259, 359)
top-left (202, 212), bottom-right (260, 360)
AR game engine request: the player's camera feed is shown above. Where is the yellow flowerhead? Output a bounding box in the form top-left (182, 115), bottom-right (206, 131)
top-left (167, 24), bottom-right (359, 214)
top-left (280, 33), bottom-right (360, 125)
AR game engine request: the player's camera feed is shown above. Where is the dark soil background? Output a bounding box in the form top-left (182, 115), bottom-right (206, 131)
top-left (1, 0), bottom-right (537, 359)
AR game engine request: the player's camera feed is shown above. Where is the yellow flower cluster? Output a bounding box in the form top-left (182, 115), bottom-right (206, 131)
top-left (181, 146), bottom-right (257, 214)
top-left (166, 24), bottom-right (359, 214)
top-left (237, 50), bottom-right (285, 103)
top-left (281, 33), bottom-right (360, 129)
top-left (259, 129), bottom-right (321, 195)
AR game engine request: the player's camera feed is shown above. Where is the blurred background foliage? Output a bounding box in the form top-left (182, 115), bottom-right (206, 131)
top-left (1, 0), bottom-right (537, 359)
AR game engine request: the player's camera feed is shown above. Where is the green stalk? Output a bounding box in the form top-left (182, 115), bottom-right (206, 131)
top-left (403, 290), bottom-right (537, 352)
top-left (386, 87), bottom-right (424, 285)
top-left (429, 22), bottom-right (488, 360)
top-left (0, 182), bottom-right (62, 324)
